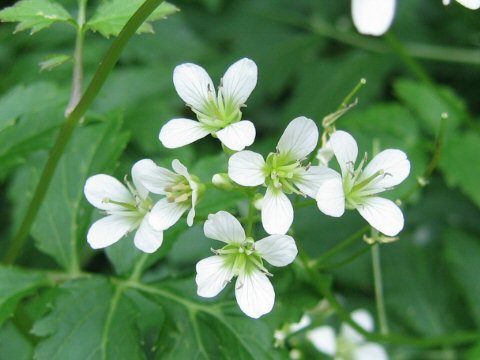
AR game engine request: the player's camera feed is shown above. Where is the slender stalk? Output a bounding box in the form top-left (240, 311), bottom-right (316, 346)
top-left (3, 0), bottom-right (166, 265)
top-left (310, 225), bottom-right (369, 269)
top-left (129, 253), bottom-right (149, 282)
top-left (372, 242), bottom-right (389, 334)
top-left (317, 244), bottom-right (371, 270)
top-left (65, 0), bottom-right (87, 117)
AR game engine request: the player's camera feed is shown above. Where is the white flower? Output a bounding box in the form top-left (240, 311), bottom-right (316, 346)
top-left (228, 116), bottom-right (338, 235)
top-left (315, 130), bottom-right (410, 236)
top-left (443, 0), bottom-right (480, 9)
top-left (195, 211), bottom-right (298, 318)
top-left (159, 58), bottom-right (257, 151)
top-left (351, 0), bottom-right (396, 36)
top-left (134, 159), bottom-right (200, 231)
top-left (307, 310), bottom-right (388, 360)
top-left (84, 160), bottom-right (163, 253)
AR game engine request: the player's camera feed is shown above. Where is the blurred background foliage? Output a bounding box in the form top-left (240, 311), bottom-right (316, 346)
top-left (1, 0), bottom-right (480, 359)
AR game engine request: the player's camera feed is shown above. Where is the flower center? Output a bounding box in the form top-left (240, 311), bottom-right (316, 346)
top-left (336, 336), bottom-right (357, 360)
top-left (342, 155), bottom-right (388, 209)
top-left (165, 179), bottom-right (193, 205)
top-left (215, 238), bottom-right (271, 276)
top-left (264, 152), bottom-right (304, 195)
top-left (193, 85), bottom-right (242, 130)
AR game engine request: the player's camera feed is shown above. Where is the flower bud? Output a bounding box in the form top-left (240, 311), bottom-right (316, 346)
top-left (212, 173), bottom-right (235, 191)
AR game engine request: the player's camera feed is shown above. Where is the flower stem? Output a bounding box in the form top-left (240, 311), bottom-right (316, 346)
top-left (3, 0), bottom-right (166, 265)
top-left (372, 241), bottom-right (389, 334)
top-left (129, 253), bottom-right (149, 282)
top-left (310, 225), bottom-right (369, 269)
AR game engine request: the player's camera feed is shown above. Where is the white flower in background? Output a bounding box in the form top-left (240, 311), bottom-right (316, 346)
top-left (351, 0), bottom-right (396, 36)
top-left (307, 309), bottom-right (388, 360)
top-left (195, 211), bottom-right (298, 318)
top-left (159, 58), bottom-right (257, 151)
top-left (134, 159), bottom-right (200, 231)
top-left (443, 0), bottom-right (480, 9)
top-left (317, 141), bottom-right (334, 166)
top-left (84, 160), bottom-right (163, 253)
top-left (316, 130), bottom-right (410, 236)
top-left (228, 116), bottom-right (338, 235)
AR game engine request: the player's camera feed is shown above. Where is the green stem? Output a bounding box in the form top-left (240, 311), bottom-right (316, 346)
top-left (129, 253), bottom-right (149, 282)
top-left (372, 242), bottom-right (389, 334)
top-left (310, 226), bottom-right (369, 269)
top-left (3, 0), bottom-right (166, 265)
top-left (317, 244), bottom-right (371, 270)
top-left (298, 248), bottom-right (480, 347)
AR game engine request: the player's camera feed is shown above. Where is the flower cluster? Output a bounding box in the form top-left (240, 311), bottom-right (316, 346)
top-left (84, 58), bottom-right (410, 319)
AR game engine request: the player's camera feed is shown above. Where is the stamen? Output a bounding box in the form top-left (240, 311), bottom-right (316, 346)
top-left (174, 193), bottom-right (190, 203)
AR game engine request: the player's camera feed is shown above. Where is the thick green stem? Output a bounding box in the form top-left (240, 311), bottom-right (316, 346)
top-left (3, 0), bottom-right (166, 265)
top-left (372, 242), bottom-right (389, 334)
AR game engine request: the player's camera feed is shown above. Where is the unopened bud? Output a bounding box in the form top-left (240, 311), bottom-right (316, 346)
top-left (212, 173), bottom-right (235, 191)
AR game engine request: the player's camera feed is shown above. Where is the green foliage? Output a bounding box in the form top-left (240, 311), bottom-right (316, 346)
top-left (32, 277), bottom-right (145, 360)
top-left (0, 266), bottom-right (49, 327)
top-left (440, 133), bottom-right (480, 209)
top-left (30, 117), bottom-right (128, 270)
top-left (39, 54), bottom-right (72, 72)
top-left (87, 0), bottom-right (179, 38)
top-left (0, 0), bottom-right (74, 34)
top-left (0, 0), bottom-right (480, 359)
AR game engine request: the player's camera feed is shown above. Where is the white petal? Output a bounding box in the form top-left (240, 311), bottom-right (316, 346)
top-left (330, 130), bottom-right (358, 177)
top-left (204, 211), bottom-right (245, 244)
top-left (317, 141), bottom-right (334, 166)
top-left (455, 0), bottom-right (480, 9)
top-left (171, 159), bottom-right (190, 179)
top-left (306, 326), bottom-right (337, 356)
top-left (133, 215), bottom-right (163, 253)
top-left (131, 159), bottom-right (154, 199)
top-left (261, 187), bottom-right (293, 235)
top-left (173, 62), bottom-right (215, 112)
top-left (255, 235), bottom-right (298, 267)
top-left (356, 197), bottom-right (404, 236)
top-left (294, 165), bottom-right (340, 199)
top-left (216, 120), bottom-right (256, 151)
top-left (277, 116), bottom-right (319, 160)
top-left (221, 58), bottom-right (257, 108)
top-left (443, 0), bottom-right (451, 4)
top-left (316, 174), bottom-right (345, 217)
top-left (235, 268), bottom-right (274, 319)
top-left (87, 214), bottom-right (137, 249)
top-left (354, 344), bottom-right (388, 360)
top-left (342, 309), bottom-right (374, 345)
top-left (149, 198), bottom-right (188, 230)
top-left (159, 118), bottom-right (210, 148)
top-left (359, 149), bottom-right (410, 192)
top-left (196, 256), bottom-right (234, 298)
top-left (228, 150), bottom-right (265, 186)
top-left (134, 159), bottom-right (180, 195)
top-left (84, 174), bottom-right (134, 211)
top-left (351, 0), bottom-right (396, 36)
top-left (186, 206), bottom-right (196, 227)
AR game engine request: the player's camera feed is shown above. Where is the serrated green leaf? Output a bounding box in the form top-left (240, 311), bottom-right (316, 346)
top-left (137, 279), bottom-right (281, 360)
top-left (439, 132), bottom-right (480, 209)
top-left (444, 229), bottom-right (480, 327)
top-left (32, 277), bottom-right (145, 360)
top-left (87, 0), bottom-right (179, 38)
top-left (0, 0), bottom-right (74, 34)
top-left (39, 54), bottom-right (72, 72)
top-left (0, 266), bottom-right (49, 327)
top-left (394, 79), bottom-right (468, 136)
top-left (22, 116), bottom-right (129, 270)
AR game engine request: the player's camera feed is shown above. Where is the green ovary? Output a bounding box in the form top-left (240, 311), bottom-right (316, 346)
top-left (264, 152), bottom-right (303, 195)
